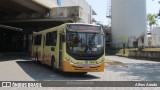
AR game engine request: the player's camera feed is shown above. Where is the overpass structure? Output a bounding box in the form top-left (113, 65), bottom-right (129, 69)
top-left (0, 0), bottom-right (83, 31)
top-left (0, 0), bottom-right (91, 52)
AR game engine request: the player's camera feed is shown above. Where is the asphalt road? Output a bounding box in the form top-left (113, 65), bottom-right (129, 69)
top-left (0, 53), bottom-right (160, 90)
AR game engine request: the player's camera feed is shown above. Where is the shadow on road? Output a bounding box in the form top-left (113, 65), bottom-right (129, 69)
top-left (0, 52), bottom-right (31, 61)
top-left (0, 53), bottom-right (100, 81)
top-left (16, 60), bottom-right (100, 81)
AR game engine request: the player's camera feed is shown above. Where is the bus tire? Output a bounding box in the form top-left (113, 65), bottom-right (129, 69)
top-left (51, 56), bottom-right (58, 72)
top-left (35, 53), bottom-right (40, 63)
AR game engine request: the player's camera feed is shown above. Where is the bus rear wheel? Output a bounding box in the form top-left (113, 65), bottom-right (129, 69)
top-left (51, 57), bottom-right (58, 72)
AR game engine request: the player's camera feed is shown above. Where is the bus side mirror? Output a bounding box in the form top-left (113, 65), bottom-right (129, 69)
top-left (62, 35), bottom-right (66, 42)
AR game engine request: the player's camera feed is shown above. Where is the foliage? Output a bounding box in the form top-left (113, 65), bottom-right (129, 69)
top-left (115, 49), bottom-right (129, 57)
top-left (147, 13), bottom-right (158, 28)
top-left (119, 36), bottom-right (128, 43)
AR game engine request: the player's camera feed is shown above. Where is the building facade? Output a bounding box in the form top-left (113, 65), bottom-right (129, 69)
top-left (109, 0), bottom-right (147, 48)
top-left (151, 27), bottom-right (160, 47)
top-left (61, 0), bottom-right (93, 23)
top-left (0, 0), bottom-right (95, 52)
top-left (33, 0), bottom-right (93, 24)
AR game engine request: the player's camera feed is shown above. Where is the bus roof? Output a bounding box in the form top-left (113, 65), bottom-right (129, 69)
top-left (66, 23), bottom-right (101, 27)
top-left (33, 23), bottom-right (101, 35)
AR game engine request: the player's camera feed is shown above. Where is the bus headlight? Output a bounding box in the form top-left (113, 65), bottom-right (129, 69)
top-left (96, 61), bottom-right (104, 64)
top-left (70, 61), bottom-right (74, 65)
top-left (70, 60), bottom-right (79, 65)
top-left (70, 60), bottom-right (75, 65)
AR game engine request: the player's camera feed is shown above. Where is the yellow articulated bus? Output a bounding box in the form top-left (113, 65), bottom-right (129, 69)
top-left (32, 23), bottom-right (105, 74)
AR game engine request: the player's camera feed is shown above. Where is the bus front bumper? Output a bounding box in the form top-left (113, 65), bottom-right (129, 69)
top-left (62, 61), bottom-right (105, 72)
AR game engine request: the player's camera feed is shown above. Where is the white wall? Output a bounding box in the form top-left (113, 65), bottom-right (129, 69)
top-left (61, 0), bottom-right (92, 23)
top-left (111, 0), bottom-right (147, 47)
top-left (151, 27), bottom-right (160, 46)
top-left (32, 0), bottom-right (58, 8)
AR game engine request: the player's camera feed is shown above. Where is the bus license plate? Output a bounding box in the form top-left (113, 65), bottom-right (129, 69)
top-left (83, 65), bottom-right (89, 69)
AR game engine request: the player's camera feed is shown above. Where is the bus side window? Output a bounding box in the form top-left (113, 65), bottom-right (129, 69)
top-left (34, 34), bottom-right (42, 45)
top-left (51, 31), bottom-right (57, 46)
top-left (46, 31), bottom-right (57, 46)
top-left (46, 32), bottom-right (51, 46)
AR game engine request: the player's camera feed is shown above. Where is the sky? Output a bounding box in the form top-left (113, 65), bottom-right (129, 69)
top-left (86, 0), bottom-right (160, 25)
top-left (86, 0), bottom-right (108, 25)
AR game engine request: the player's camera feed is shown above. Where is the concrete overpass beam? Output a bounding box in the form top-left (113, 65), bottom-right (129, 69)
top-left (12, 0), bottom-right (48, 14)
top-left (0, 1), bottom-right (33, 14)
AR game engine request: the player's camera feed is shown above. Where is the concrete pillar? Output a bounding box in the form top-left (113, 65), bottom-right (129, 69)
top-left (28, 34), bottom-right (32, 52)
top-left (23, 34), bottom-right (27, 51)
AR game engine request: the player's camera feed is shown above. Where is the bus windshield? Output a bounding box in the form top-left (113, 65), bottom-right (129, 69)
top-left (66, 32), bottom-right (104, 55)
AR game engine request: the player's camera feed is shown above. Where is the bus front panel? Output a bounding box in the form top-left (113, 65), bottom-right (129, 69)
top-left (62, 24), bottom-right (105, 72)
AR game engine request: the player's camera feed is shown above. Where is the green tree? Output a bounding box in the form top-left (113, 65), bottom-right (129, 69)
top-left (147, 13), bottom-right (158, 30)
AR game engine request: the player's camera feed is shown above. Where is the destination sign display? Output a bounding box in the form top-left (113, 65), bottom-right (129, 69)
top-left (68, 25), bottom-right (101, 32)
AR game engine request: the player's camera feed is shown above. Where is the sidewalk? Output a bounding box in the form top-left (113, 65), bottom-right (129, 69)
top-left (105, 55), bottom-right (160, 64)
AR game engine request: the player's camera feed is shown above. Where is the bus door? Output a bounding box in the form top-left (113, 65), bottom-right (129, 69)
top-left (59, 33), bottom-right (63, 68)
top-left (59, 34), bottom-right (63, 68)
top-left (43, 32), bottom-right (53, 65)
top-left (44, 31), bottom-right (58, 65)
top-left (42, 34), bottom-right (46, 63)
